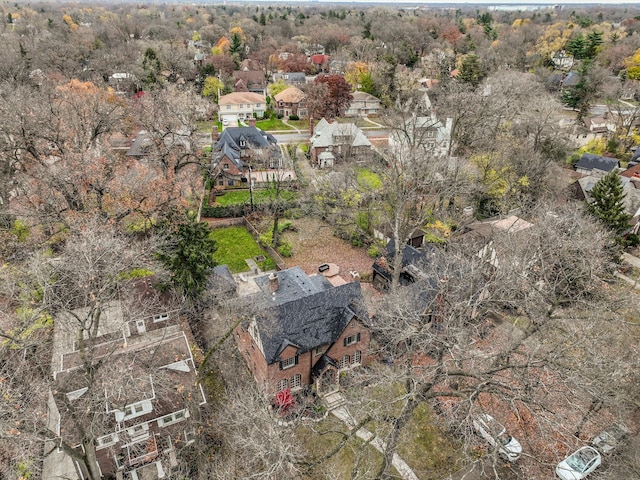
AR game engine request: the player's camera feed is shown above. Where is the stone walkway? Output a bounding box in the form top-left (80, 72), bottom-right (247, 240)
top-left (327, 394), bottom-right (419, 480)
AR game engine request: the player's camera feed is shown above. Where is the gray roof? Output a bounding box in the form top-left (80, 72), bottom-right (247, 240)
top-left (212, 126), bottom-right (278, 168)
top-left (252, 267), bottom-right (367, 364)
top-left (562, 71), bottom-right (582, 88)
top-left (576, 153), bottom-right (619, 173)
top-left (310, 119), bottom-right (372, 149)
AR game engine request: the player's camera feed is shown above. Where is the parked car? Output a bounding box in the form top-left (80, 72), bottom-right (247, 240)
top-left (556, 446), bottom-right (601, 480)
top-left (591, 423), bottom-right (630, 454)
top-left (472, 414), bottom-right (522, 462)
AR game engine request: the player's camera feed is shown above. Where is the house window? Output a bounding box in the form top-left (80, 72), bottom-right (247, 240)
top-left (96, 433), bottom-right (119, 449)
top-left (127, 423), bottom-right (149, 439)
top-left (227, 180), bottom-right (234, 186)
top-left (152, 313), bottom-right (169, 323)
top-left (240, 104), bottom-right (244, 109)
top-left (239, 140), bottom-right (247, 147)
top-left (277, 379), bottom-right (288, 391)
top-left (157, 409), bottom-right (189, 427)
top-left (339, 355), bottom-right (350, 370)
top-left (343, 333), bottom-right (361, 347)
top-left (119, 400), bottom-right (153, 422)
top-left (223, 163), bottom-right (229, 170)
top-left (218, 179), bottom-right (224, 186)
top-left (184, 429), bottom-right (196, 445)
top-left (226, 105), bottom-right (231, 110)
top-left (290, 374), bottom-right (302, 390)
top-left (314, 345), bottom-right (326, 356)
top-left (352, 350), bottom-right (362, 365)
top-left (280, 355), bottom-right (298, 370)
top-left (256, 103), bottom-right (261, 108)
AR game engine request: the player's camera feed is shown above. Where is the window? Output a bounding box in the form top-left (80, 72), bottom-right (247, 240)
top-left (152, 313), bottom-right (169, 323)
top-left (256, 103), bottom-right (261, 108)
top-left (280, 355), bottom-right (298, 370)
top-left (290, 374), bottom-right (302, 390)
top-left (314, 345), bottom-right (326, 356)
top-left (157, 409), bottom-right (189, 427)
top-left (96, 433), bottom-right (119, 449)
top-left (226, 105), bottom-right (231, 110)
top-left (343, 333), bottom-right (361, 347)
top-left (127, 423), bottom-right (149, 438)
top-left (339, 355), bottom-right (350, 370)
top-left (217, 179), bottom-right (224, 186)
top-left (118, 400), bottom-right (153, 422)
top-left (277, 379), bottom-right (288, 391)
top-left (352, 350), bottom-right (362, 365)
top-left (184, 429), bottom-right (196, 445)
top-left (223, 163), bottom-right (229, 170)
top-left (227, 180), bottom-right (234, 186)
top-left (240, 104), bottom-right (244, 109)
top-left (239, 140), bottom-right (247, 147)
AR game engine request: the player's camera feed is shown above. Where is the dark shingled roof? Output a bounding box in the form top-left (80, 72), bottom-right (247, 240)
top-left (576, 153), bottom-right (619, 173)
top-left (211, 126), bottom-right (278, 169)
top-left (252, 267), bottom-right (367, 365)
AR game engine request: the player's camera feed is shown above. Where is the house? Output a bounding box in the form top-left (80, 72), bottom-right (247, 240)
top-left (583, 114), bottom-right (616, 135)
top-left (551, 50), bottom-right (574, 71)
top-left (575, 153), bottom-right (620, 175)
top-left (47, 292), bottom-right (206, 480)
top-left (310, 118), bottom-right (373, 168)
top-left (232, 69), bottom-right (268, 95)
top-left (274, 86), bottom-right (307, 118)
top-left (372, 240), bottom-right (438, 290)
top-left (388, 113), bottom-right (453, 158)
top-left (345, 91), bottom-right (382, 117)
top-left (272, 72), bottom-right (308, 85)
top-left (234, 267), bottom-right (370, 397)
top-left (310, 54), bottom-right (330, 73)
top-left (210, 126), bottom-right (282, 188)
top-left (218, 92), bottom-right (266, 124)
top-left (108, 73), bottom-right (140, 95)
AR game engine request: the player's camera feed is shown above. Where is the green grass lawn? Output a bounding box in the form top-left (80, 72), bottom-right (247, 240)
top-left (356, 167), bottom-right (382, 190)
top-left (287, 119), bottom-right (310, 130)
top-left (210, 226), bottom-right (275, 273)
top-left (255, 117), bottom-right (293, 131)
top-left (212, 188), bottom-right (297, 206)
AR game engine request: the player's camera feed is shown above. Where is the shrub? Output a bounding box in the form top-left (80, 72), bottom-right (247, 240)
top-left (367, 244), bottom-right (382, 258)
top-left (289, 114), bottom-right (299, 120)
top-left (278, 242), bottom-right (293, 257)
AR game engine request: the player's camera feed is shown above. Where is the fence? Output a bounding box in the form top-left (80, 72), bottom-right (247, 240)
top-left (242, 216), bottom-right (287, 271)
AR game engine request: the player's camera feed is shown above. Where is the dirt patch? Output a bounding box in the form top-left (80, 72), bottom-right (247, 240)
top-left (281, 217), bottom-right (374, 282)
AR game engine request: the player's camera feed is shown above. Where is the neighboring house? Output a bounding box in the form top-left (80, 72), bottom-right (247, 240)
top-left (274, 86), bottom-right (307, 118)
top-left (583, 114), bottom-right (616, 135)
top-left (232, 69), bottom-right (268, 95)
top-left (310, 54), bottom-right (330, 72)
top-left (108, 73), bottom-right (140, 95)
top-left (234, 267), bottom-right (370, 397)
top-left (47, 295), bottom-right (206, 480)
top-left (210, 126), bottom-right (282, 188)
top-left (560, 71), bottom-right (581, 89)
top-left (126, 129), bottom-right (192, 159)
top-left (388, 113), bottom-right (453, 158)
top-left (218, 92), bottom-right (266, 123)
top-left (373, 227), bottom-right (426, 249)
top-left (551, 50), bottom-right (574, 70)
top-left (272, 72), bottom-right (308, 85)
top-left (310, 118), bottom-right (373, 168)
top-left (372, 240), bottom-right (437, 290)
top-left (345, 91), bottom-right (382, 117)
top-left (577, 170), bottom-right (640, 232)
top-left (575, 153), bottom-right (620, 175)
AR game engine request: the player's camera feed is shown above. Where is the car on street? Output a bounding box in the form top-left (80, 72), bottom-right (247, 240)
top-left (556, 446), bottom-right (601, 480)
top-left (472, 414), bottom-right (522, 462)
top-left (591, 423), bottom-right (630, 455)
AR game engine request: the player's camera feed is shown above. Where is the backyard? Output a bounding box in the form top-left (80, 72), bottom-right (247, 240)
top-left (210, 225), bottom-right (275, 273)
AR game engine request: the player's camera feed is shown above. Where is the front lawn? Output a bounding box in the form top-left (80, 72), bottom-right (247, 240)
top-left (210, 226), bottom-right (275, 273)
top-left (356, 167), bottom-right (382, 190)
top-left (255, 117), bottom-right (293, 131)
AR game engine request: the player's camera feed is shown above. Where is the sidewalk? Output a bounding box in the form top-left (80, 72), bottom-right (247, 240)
top-left (330, 399), bottom-right (419, 480)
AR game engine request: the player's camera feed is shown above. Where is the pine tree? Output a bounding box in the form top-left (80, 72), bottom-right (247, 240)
top-left (588, 171), bottom-right (631, 234)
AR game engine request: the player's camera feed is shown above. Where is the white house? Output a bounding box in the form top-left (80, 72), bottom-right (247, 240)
top-left (218, 92), bottom-right (266, 123)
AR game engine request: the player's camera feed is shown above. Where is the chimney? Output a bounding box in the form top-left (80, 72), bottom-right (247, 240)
top-left (268, 272), bottom-right (279, 293)
top-left (309, 117), bottom-right (315, 136)
top-left (247, 117), bottom-right (257, 127)
top-left (212, 125), bottom-right (219, 141)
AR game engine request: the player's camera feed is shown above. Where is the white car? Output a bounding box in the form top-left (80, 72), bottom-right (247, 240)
top-left (556, 446), bottom-right (601, 480)
top-left (472, 414), bottom-right (522, 462)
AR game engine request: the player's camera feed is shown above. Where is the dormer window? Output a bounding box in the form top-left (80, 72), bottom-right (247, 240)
top-left (223, 163), bottom-right (229, 170)
top-left (152, 313), bottom-right (169, 323)
top-left (280, 355), bottom-right (298, 370)
top-left (239, 140), bottom-right (247, 147)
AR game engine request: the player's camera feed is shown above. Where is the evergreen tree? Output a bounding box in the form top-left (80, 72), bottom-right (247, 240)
top-left (458, 54), bottom-right (485, 88)
top-left (155, 215), bottom-right (218, 300)
top-left (588, 171), bottom-right (631, 234)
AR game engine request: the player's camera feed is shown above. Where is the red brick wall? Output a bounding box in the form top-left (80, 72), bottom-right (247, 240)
top-left (326, 317), bottom-right (370, 368)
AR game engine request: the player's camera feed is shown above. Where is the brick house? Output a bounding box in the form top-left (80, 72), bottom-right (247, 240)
top-left (234, 267), bottom-right (370, 397)
top-left (48, 283), bottom-right (207, 480)
top-left (210, 125), bottom-right (282, 188)
top-left (232, 69), bottom-right (268, 95)
top-left (309, 118), bottom-right (373, 168)
top-left (274, 86), bottom-right (307, 118)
